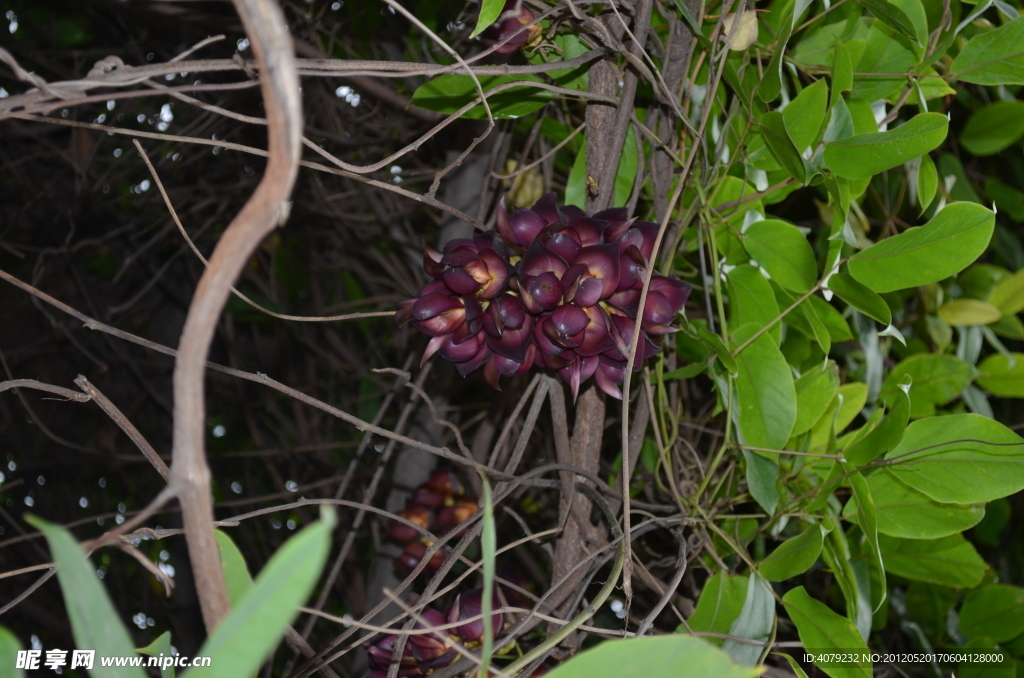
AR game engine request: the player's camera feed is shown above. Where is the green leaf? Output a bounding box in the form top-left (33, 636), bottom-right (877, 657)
top-left (847, 468), bottom-right (886, 611)
top-left (959, 585), bottom-right (1024, 642)
top-left (847, 202), bottom-right (995, 293)
top-left (846, 470), bottom-right (984, 538)
top-left (411, 74), bottom-right (549, 119)
top-left (793, 362), bottom-right (841, 437)
top-left (543, 635), bottom-right (760, 678)
top-left (566, 145), bottom-right (587, 208)
top-left (852, 23), bottom-right (919, 102)
top-left (860, 0), bottom-right (923, 45)
top-left (917, 153), bottom-right (938, 213)
top-left (951, 16), bottom-right (1024, 85)
top-left (877, 533), bottom-right (986, 587)
top-left (827, 273), bottom-right (892, 325)
top-left (742, 220), bottom-right (818, 293)
top-left (470, 0), bottom-right (503, 38)
top-left (985, 178), bottom-right (1024, 223)
top-left (988, 269), bottom-right (1024, 315)
top-left (216, 530), bottom-right (254, 604)
top-left (614, 125), bottom-right (639, 206)
top-left (759, 112), bottom-right (808, 184)
top-left (831, 40), bottom-right (853, 106)
top-left (757, 6), bottom-right (795, 102)
top-left (25, 515), bottom-right (147, 678)
top-left (807, 382), bottom-right (869, 451)
top-left (823, 113), bottom-right (949, 180)
top-left (960, 101), bottom-right (1024, 156)
top-left (191, 508), bottom-right (335, 678)
top-left (977, 353), bottom-right (1024, 397)
top-left (844, 386), bottom-right (909, 466)
top-left (682, 572), bottom-right (749, 645)
top-left (566, 135), bottom-right (637, 209)
top-left (782, 586), bottom-right (872, 678)
top-left (733, 324), bottom-right (797, 450)
top-left (937, 299), bottom-right (1003, 326)
top-left (884, 414), bottom-right (1024, 504)
top-left (760, 525), bottom-right (825, 581)
top-left (784, 78), bottom-right (829, 152)
top-left (697, 324), bottom-right (740, 374)
top-left (727, 264), bottom-right (782, 345)
top-left (879, 353), bottom-right (972, 418)
top-left (138, 631), bottom-right (174, 678)
top-left (744, 449), bottom-right (780, 515)
top-left (0, 627), bottom-right (24, 678)
top-left (723, 576), bottom-right (775, 666)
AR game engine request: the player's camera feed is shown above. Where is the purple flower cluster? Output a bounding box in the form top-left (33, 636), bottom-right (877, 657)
top-left (363, 588), bottom-right (508, 677)
top-left (397, 194), bottom-right (691, 400)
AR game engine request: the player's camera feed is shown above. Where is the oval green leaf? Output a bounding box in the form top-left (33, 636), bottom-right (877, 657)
top-left (724, 576), bottom-right (775, 666)
top-left (0, 627), bottom-right (24, 678)
top-left (844, 386), bottom-right (909, 466)
top-left (988, 269), bottom-right (1024, 315)
top-left (951, 16), bottom-right (1024, 85)
top-left (959, 585), bottom-right (1024, 642)
top-left (782, 586), bottom-right (871, 678)
top-left (543, 635), bottom-right (761, 678)
top-left (760, 111), bottom-right (808, 184)
top-left (411, 74), bottom-right (550, 119)
top-left (937, 299), bottom-right (1003, 326)
top-left (884, 414), bottom-right (1024, 504)
top-left (917, 153), bottom-right (938, 213)
top-left (760, 525), bottom-right (825, 581)
top-left (961, 101), bottom-right (1024, 156)
top-left (827, 272), bottom-right (892, 325)
top-left (727, 264), bottom-right (782, 345)
top-left (794, 362), bottom-right (841, 436)
top-left (470, 0), bottom-right (505, 37)
top-left (877, 533), bottom-right (986, 588)
top-left (879, 353), bottom-right (972, 418)
top-left (681, 572), bottom-right (748, 645)
top-left (860, 0), bottom-right (922, 46)
top-left (742, 220), bottom-right (818, 293)
top-left (824, 113), bottom-right (948, 180)
top-left (733, 324), bottom-right (797, 450)
top-left (848, 202), bottom-right (996, 293)
top-left (845, 470), bottom-right (985, 538)
top-left (977, 353), bottom-right (1024, 397)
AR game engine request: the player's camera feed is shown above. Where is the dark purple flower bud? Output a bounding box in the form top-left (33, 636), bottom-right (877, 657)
top-left (497, 199), bottom-right (548, 248)
top-left (409, 608), bottom-right (452, 654)
top-left (524, 271), bottom-right (563, 312)
top-left (642, 276), bottom-right (691, 332)
top-left (425, 469), bottom-right (467, 497)
top-left (434, 496), bottom-right (479, 536)
top-left (394, 541), bottom-right (445, 576)
top-left (423, 242), bottom-right (445, 279)
top-left (447, 588), bottom-right (505, 644)
top-left (592, 206), bottom-right (630, 223)
top-left (410, 292), bottom-right (466, 337)
top-left (551, 303), bottom-right (589, 337)
top-left (439, 237), bottom-right (509, 299)
top-left (410, 486), bottom-right (447, 510)
top-left (529, 193), bottom-right (562, 225)
top-left (387, 504), bottom-right (432, 542)
top-left (478, 0), bottom-right (540, 54)
top-left (364, 634), bottom-right (418, 673)
top-left (563, 244), bottom-right (620, 306)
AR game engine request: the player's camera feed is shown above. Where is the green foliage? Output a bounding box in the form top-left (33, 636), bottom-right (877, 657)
top-left (543, 635), bottom-right (761, 678)
top-left (26, 515), bottom-right (148, 678)
top-left (0, 627), bottom-right (24, 678)
top-left (189, 507), bottom-right (335, 678)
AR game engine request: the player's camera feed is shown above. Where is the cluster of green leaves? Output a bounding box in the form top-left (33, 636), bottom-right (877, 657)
top-left (0, 511), bottom-right (334, 678)
top-left (412, 0), bottom-right (1024, 675)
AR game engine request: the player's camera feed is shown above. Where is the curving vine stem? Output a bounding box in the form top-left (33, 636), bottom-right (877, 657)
top-left (170, 0), bottom-right (302, 632)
